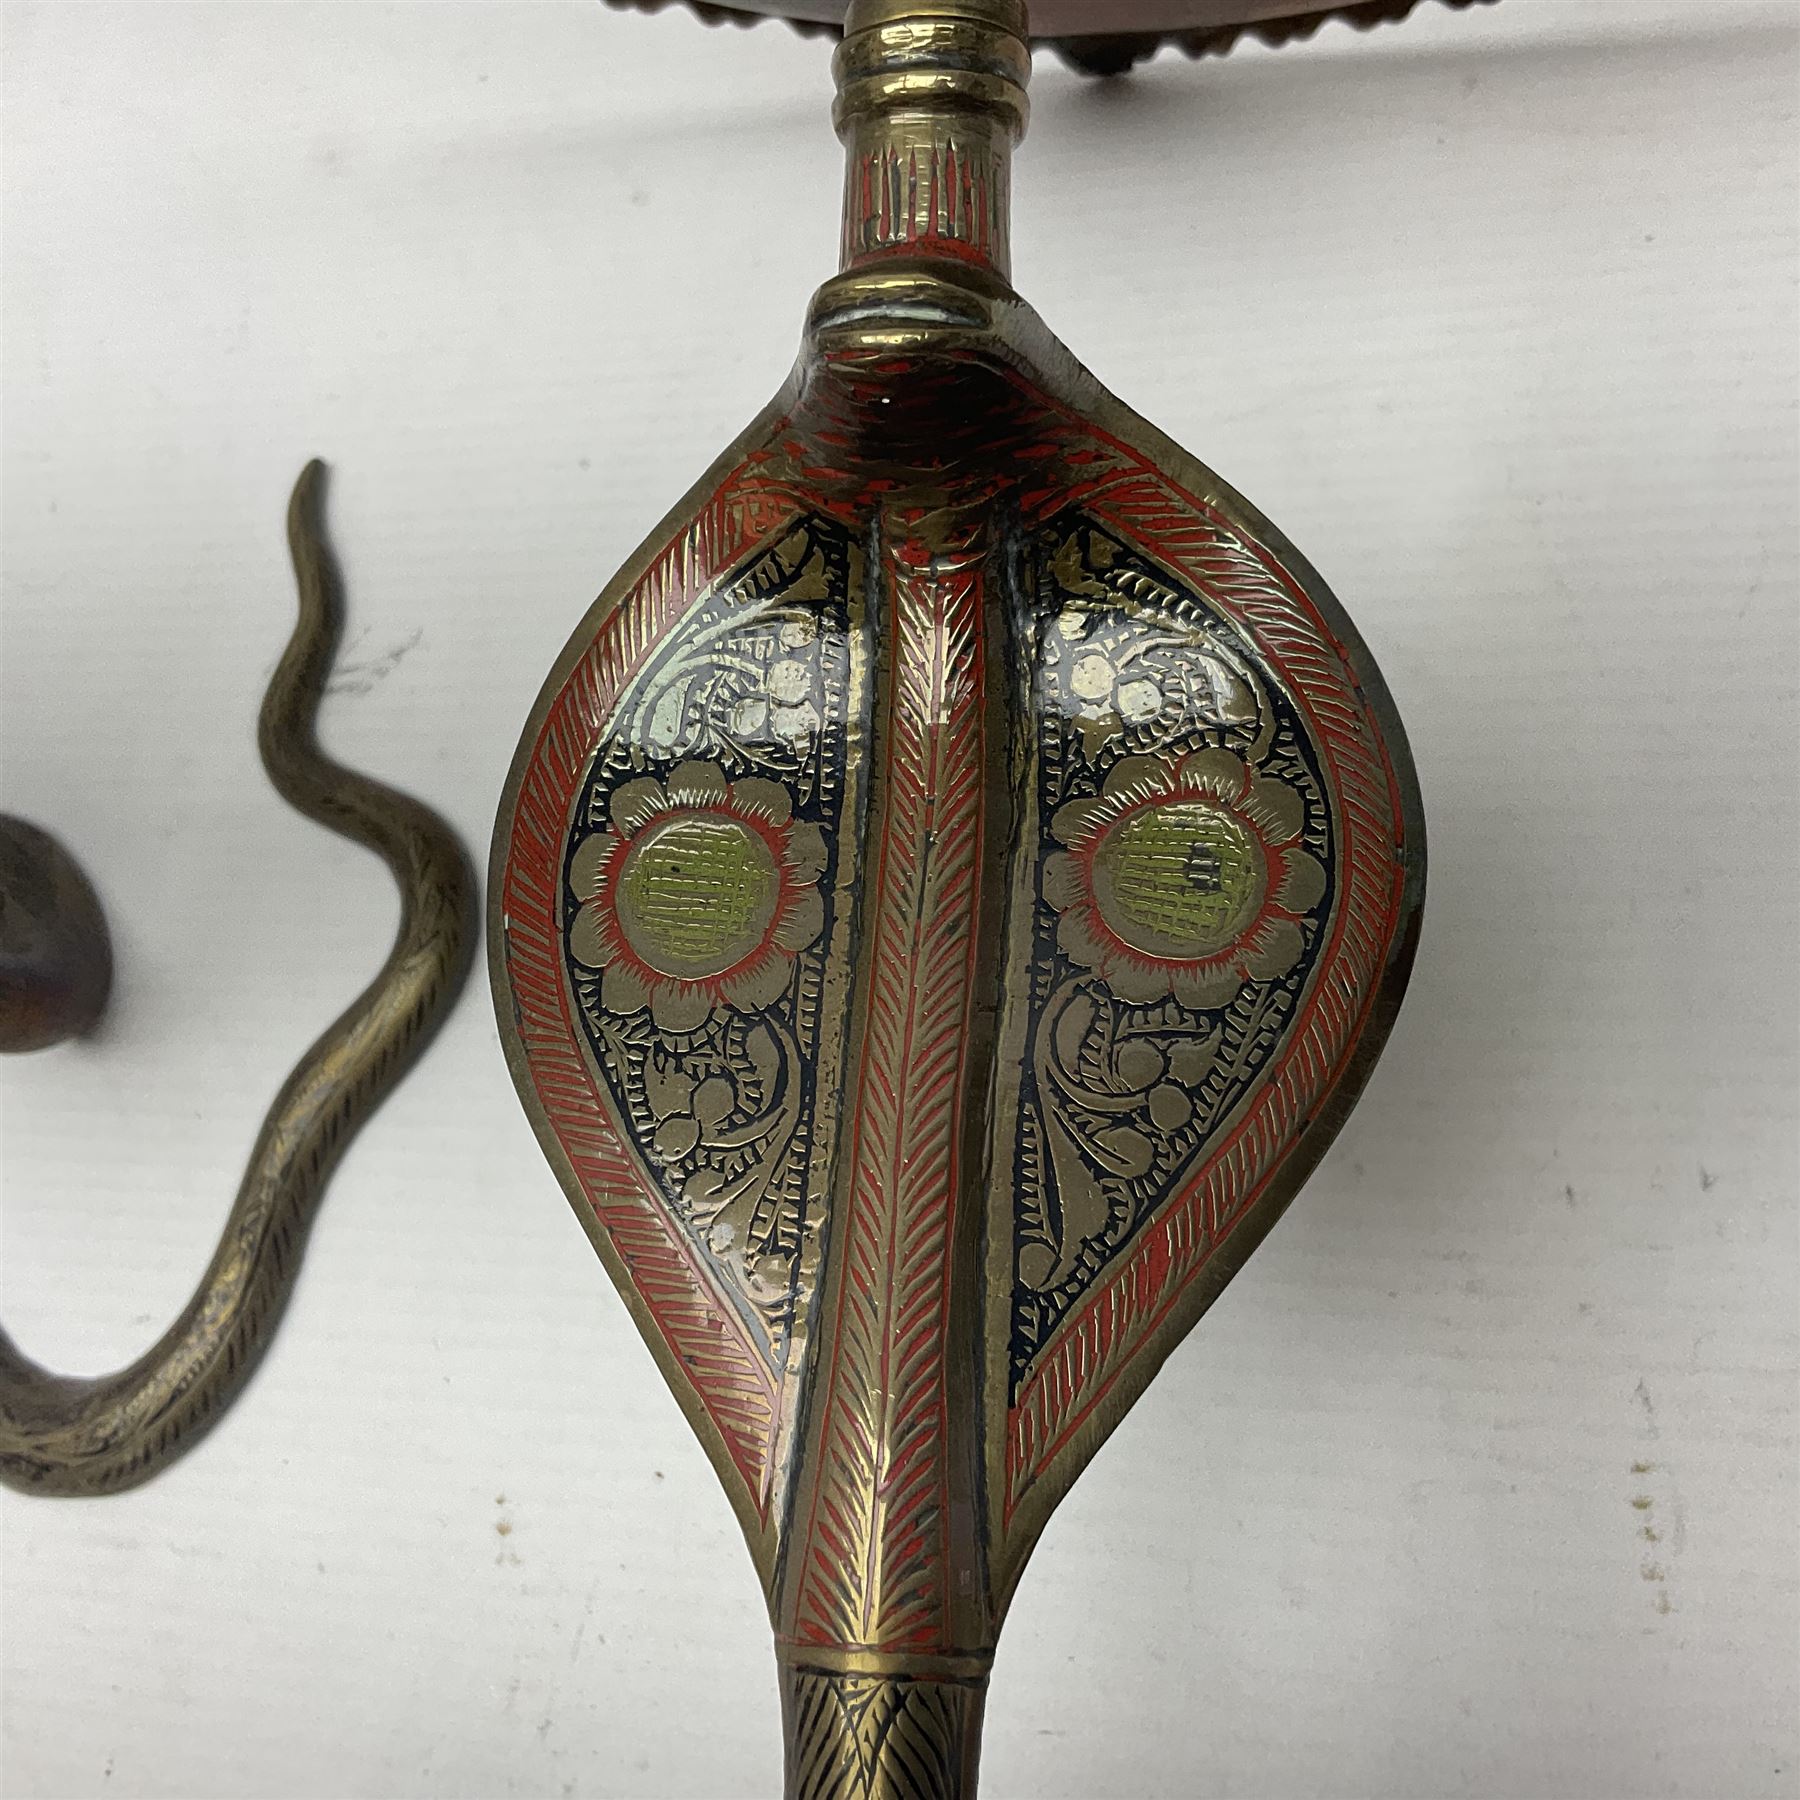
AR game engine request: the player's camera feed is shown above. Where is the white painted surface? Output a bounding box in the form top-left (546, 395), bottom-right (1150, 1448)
top-left (1, 3), bottom-right (1795, 1796)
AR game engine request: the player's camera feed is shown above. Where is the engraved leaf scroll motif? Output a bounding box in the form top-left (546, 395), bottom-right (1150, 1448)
top-left (560, 517), bottom-right (857, 1372)
top-left (1009, 520), bottom-right (1338, 1387)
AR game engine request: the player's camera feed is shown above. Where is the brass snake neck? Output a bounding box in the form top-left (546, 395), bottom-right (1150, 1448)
top-left (0, 461), bottom-right (476, 1497)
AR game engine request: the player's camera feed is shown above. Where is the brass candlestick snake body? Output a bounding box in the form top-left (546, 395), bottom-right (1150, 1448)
top-left (0, 462), bottom-right (477, 1497)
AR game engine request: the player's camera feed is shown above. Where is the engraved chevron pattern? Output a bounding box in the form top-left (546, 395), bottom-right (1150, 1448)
top-left (782, 1670), bottom-right (983, 1800)
top-left (791, 528), bottom-right (988, 1649)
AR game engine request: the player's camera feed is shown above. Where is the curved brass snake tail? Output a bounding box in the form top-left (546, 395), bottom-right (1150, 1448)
top-left (0, 461), bottom-right (477, 1496)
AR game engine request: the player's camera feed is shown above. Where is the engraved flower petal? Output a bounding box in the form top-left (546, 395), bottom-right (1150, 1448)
top-left (1171, 963), bottom-right (1243, 1011)
top-left (1070, 650), bottom-right (1116, 703)
top-left (569, 832), bottom-right (616, 901)
top-left (768, 660), bottom-right (812, 706)
top-left (1100, 754), bottom-right (1168, 806)
top-left (664, 760), bottom-right (730, 811)
top-left (569, 903), bottom-right (618, 970)
top-left (1017, 1239), bottom-right (1057, 1292)
top-left (1050, 796), bottom-right (1108, 848)
top-left (730, 777), bottom-right (792, 829)
top-left (610, 776), bottom-right (667, 836)
top-left (1241, 773), bottom-right (1305, 845)
top-left (1096, 1124), bottom-right (1155, 1178)
top-left (683, 1166), bottom-right (724, 1212)
top-left (1042, 851), bottom-right (1083, 913)
top-left (722, 954), bottom-right (790, 1012)
top-left (773, 887), bottom-right (825, 954)
top-left (1178, 747), bottom-right (1250, 804)
top-left (1056, 906), bottom-right (1111, 973)
top-left (650, 980), bottom-right (713, 1034)
top-left (653, 1116), bottom-right (700, 1160)
top-left (1116, 677), bottom-right (1163, 723)
top-left (1243, 917), bottom-right (1305, 981)
top-left (1115, 1040), bottom-right (1166, 1090)
top-left (784, 820), bottom-right (827, 884)
top-left (1106, 957), bottom-right (1175, 1005)
top-left (1275, 847), bottom-right (1327, 914)
top-left (691, 1076), bottom-right (736, 1130)
top-left (1148, 1082), bottom-right (1193, 1132)
top-left (643, 1058), bottom-right (696, 1120)
top-left (770, 701), bottom-right (820, 745)
top-left (1168, 1034), bottom-right (1219, 1085)
top-left (601, 959), bottom-right (652, 1015)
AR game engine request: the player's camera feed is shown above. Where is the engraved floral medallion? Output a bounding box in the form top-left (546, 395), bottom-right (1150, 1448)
top-left (1044, 747), bottom-right (1325, 1010)
top-left (568, 760), bottom-right (827, 1032)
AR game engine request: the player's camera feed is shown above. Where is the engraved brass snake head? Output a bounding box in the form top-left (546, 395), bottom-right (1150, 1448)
top-left (493, 3), bottom-right (1423, 1793)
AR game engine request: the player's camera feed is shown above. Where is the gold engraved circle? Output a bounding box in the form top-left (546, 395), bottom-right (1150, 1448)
top-left (614, 814), bottom-right (779, 979)
top-left (1090, 800), bottom-right (1266, 961)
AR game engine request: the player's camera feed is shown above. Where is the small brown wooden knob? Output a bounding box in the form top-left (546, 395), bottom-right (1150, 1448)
top-left (0, 817), bottom-right (112, 1053)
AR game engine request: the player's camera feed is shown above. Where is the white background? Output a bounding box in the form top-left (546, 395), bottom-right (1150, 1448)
top-left (2, 2), bottom-right (1796, 1796)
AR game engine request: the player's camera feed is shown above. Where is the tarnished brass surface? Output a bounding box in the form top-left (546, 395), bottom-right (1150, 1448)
top-left (0, 818), bottom-right (112, 1053)
top-left (0, 463), bottom-right (477, 1497)
top-left (494, 1), bottom-right (1423, 1791)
